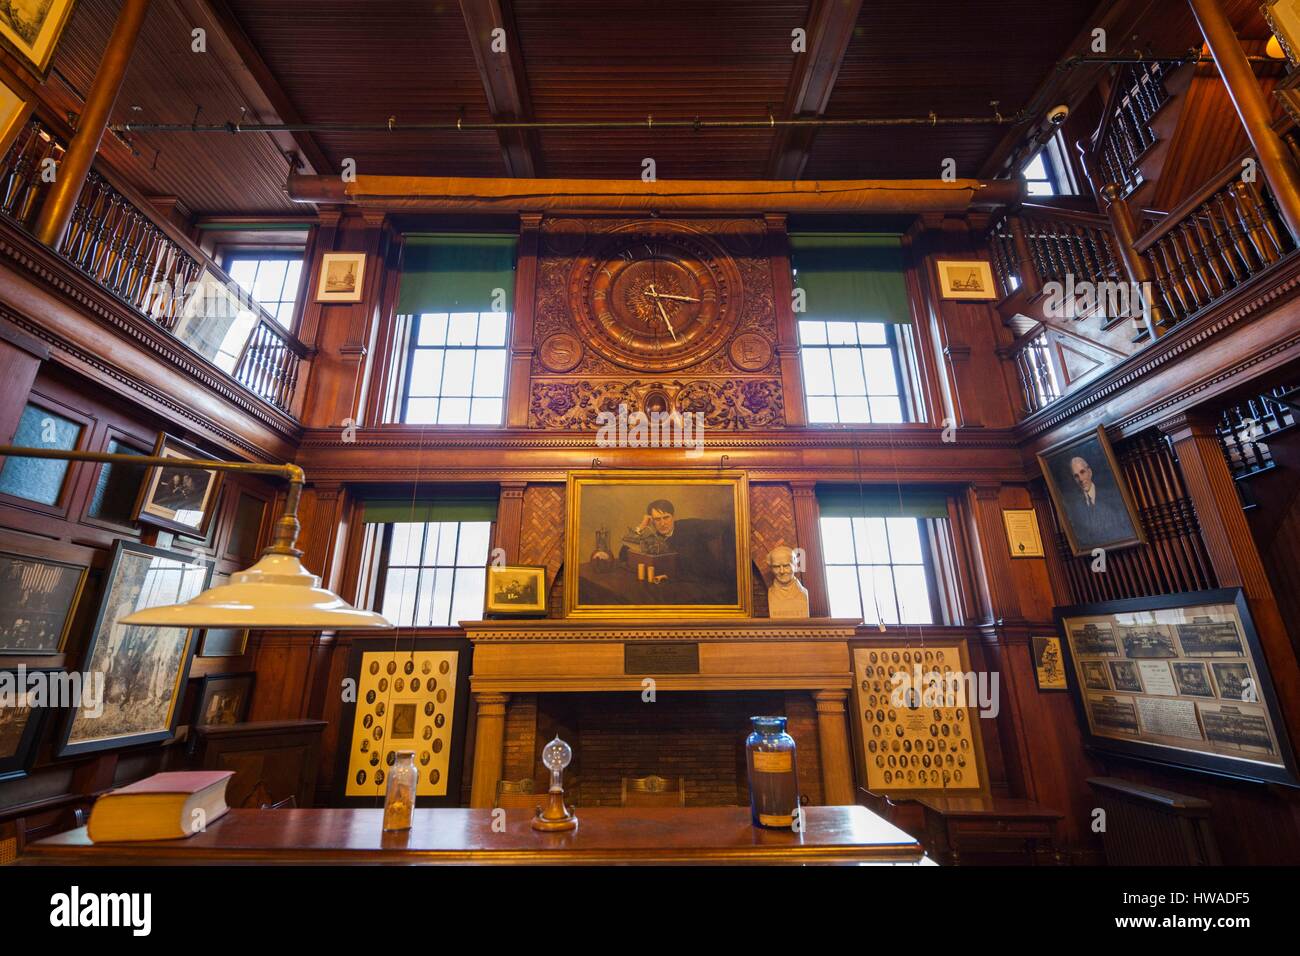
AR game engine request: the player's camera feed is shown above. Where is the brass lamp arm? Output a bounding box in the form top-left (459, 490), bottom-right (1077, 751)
top-left (0, 445), bottom-right (305, 556)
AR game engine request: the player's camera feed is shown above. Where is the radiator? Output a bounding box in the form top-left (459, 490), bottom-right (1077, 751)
top-left (1088, 777), bottom-right (1221, 865)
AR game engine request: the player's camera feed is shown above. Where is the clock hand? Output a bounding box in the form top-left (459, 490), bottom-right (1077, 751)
top-left (650, 292), bottom-right (700, 303)
top-left (654, 297), bottom-right (679, 341)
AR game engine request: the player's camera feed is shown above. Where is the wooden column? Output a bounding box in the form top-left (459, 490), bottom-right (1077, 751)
top-left (813, 689), bottom-right (855, 805)
top-left (966, 483), bottom-right (1025, 624)
top-left (494, 481), bottom-right (526, 561)
top-left (469, 692), bottom-right (511, 808)
top-left (790, 480), bottom-right (830, 616)
top-left (506, 214), bottom-right (541, 427)
top-left (1189, 0), bottom-right (1300, 241)
top-left (33, 0), bottom-right (152, 247)
top-left (1099, 183), bottom-right (1165, 338)
top-left (1158, 412), bottom-right (1300, 754)
top-left (766, 214), bottom-right (807, 426)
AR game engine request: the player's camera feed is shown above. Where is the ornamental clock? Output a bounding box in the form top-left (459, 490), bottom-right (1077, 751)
top-left (568, 221), bottom-right (744, 371)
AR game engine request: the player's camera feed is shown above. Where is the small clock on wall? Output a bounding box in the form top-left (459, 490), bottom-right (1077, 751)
top-left (568, 220), bottom-right (744, 372)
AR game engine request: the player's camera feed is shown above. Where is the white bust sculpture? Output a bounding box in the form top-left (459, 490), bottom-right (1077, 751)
top-left (766, 544), bottom-right (809, 619)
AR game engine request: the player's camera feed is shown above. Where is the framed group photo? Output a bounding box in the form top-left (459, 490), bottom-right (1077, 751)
top-left (564, 469), bottom-right (752, 619)
top-left (0, 548), bottom-right (86, 655)
top-left (57, 541), bottom-right (212, 758)
top-left (484, 565), bottom-right (547, 617)
top-left (1037, 425), bottom-right (1145, 556)
top-left (0, 666), bottom-right (58, 781)
top-left (132, 433), bottom-right (224, 538)
top-left (1055, 588), bottom-right (1298, 785)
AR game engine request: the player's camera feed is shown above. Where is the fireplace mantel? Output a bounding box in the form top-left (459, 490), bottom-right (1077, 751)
top-left (462, 616), bottom-right (862, 809)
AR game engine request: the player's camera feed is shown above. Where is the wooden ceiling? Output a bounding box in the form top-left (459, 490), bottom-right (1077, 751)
top-left (33, 0), bottom-right (1262, 216)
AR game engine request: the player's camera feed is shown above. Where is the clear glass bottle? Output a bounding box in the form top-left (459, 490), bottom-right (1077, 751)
top-left (745, 716), bottom-right (799, 829)
top-left (382, 750), bottom-right (417, 831)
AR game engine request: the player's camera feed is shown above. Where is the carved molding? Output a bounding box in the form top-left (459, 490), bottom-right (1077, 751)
top-left (462, 617), bottom-right (861, 642)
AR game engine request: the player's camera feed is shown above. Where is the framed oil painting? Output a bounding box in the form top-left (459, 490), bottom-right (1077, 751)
top-left (1037, 425), bottom-right (1145, 556)
top-left (1055, 588), bottom-right (1298, 786)
top-left (564, 469), bottom-right (752, 619)
top-left (484, 565), bottom-right (547, 617)
top-left (333, 636), bottom-right (471, 807)
top-left (57, 541), bottom-right (212, 758)
top-left (0, 76), bottom-right (32, 156)
top-left (132, 433), bottom-right (223, 538)
top-left (0, 666), bottom-right (58, 781)
top-left (0, 0), bottom-right (77, 80)
top-left (936, 259), bottom-right (997, 300)
top-left (316, 252), bottom-right (366, 302)
top-left (0, 550), bottom-right (86, 654)
top-left (194, 671), bottom-right (255, 726)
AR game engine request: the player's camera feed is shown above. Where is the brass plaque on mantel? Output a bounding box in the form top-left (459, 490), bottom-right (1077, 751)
top-left (624, 643), bottom-right (700, 674)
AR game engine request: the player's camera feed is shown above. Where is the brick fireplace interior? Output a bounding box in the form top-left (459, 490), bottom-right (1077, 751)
top-left (500, 691), bottom-right (825, 807)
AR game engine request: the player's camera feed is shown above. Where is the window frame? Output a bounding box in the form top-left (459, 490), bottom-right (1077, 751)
top-left (1022, 130), bottom-right (1079, 198)
top-left (797, 318), bottom-right (916, 426)
top-left (393, 311), bottom-right (511, 427)
top-left (371, 519), bottom-right (495, 627)
top-left (219, 247), bottom-right (307, 334)
top-left (819, 513), bottom-right (946, 626)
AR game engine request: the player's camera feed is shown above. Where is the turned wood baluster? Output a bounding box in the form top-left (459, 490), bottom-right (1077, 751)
top-left (1167, 227), bottom-right (1205, 311)
top-left (1204, 197), bottom-right (1244, 284)
top-left (57, 177), bottom-right (94, 260)
top-left (1143, 245), bottom-right (1180, 322)
top-left (86, 191), bottom-right (120, 278)
top-left (1187, 210), bottom-right (1230, 295)
top-left (1179, 219), bottom-right (1219, 300)
top-left (1, 124), bottom-right (40, 217)
top-left (15, 137), bottom-right (58, 225)
top-left (1153, 239), bottom-right (1191, 318)
top-left (1007, 216), bottom-right (1039, 294)
top-left (100, 201), bottom-right (132, 289)
top-left (1214, 189), bottom-right (1259, 275)
top-left (1239, 179), bottom-right (1286, 259)
top-left (1230, 180), bottom-right (1278, 268)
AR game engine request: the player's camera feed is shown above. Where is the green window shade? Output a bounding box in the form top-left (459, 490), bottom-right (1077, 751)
top-left (790, 233), bottom-right (911, 324)
top-left (816, 486), bottom-right (949, 519)
top-left (397, 234), bottom-right (518, 315)
top-left (361, 497), bottom-right (499, 525)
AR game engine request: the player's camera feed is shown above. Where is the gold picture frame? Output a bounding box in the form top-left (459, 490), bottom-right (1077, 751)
top-left (484, 564), bottom-right (548, 617)
top-left (564, 469), bottom-right (752, 619)
top-left (0, 77), bottom-right (32, 156)
top-left (1002, 508), bottom-right (1045, 558)
top-left (1037, 425), bottom-right (1145, 557)
top-left (1264, 0), bottom-right (1300, 68)
top-left (936, 259), bottom-right (998, 300)
top-left (0, 0), bottom-right (77, 81)
top-left (315, 252), bottom-right (366, 302)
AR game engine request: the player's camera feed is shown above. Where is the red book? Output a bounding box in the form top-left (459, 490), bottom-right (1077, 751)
top-left (88, 771), bottom-right (234, 843)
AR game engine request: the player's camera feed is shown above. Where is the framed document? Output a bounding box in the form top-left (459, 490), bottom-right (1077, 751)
top-left (1003, 508), bottom-right (1045, 558)
top-left (1055, 589), bottom-right (1297, 785)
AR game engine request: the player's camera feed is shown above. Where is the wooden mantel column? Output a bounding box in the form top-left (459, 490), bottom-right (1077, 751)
top-left (34, 0), bottom-right (152, 247)
top-left (469, 692), bottom-right (511, 808)
top-left (1189, 0), bottom-right (1300, 241)
top-left (813, 689), bottom-right (856, 805)
top-left (1158, 412), bottom-right (1300, 753)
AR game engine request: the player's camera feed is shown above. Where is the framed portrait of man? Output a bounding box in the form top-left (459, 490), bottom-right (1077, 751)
top-left (1037, 426), bottom-right (1144, 556)
top-left (57, 541), bottom-right (211, 758)
top-left (564, 470), bottom-right (752, 619)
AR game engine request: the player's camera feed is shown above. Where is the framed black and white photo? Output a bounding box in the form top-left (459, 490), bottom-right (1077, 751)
top-left (316, 252), bottom-right (366, 303)
top-left (132, 434), bottom-right (224, 538)
top-left (0, 550), bottom-right (86, 655)
top-left (1038, 425), bottom-right (1145, 556)
top-left (194, 671), bottom-right (255, 726)
top-left (484, 565), bottom-right (547, 617)
top-left (1055, 588), bottom-right (1298, 786)
top-left (0, 666), bottom-right (59, 781)
top-left (57, 541), bottom-right (211, 758)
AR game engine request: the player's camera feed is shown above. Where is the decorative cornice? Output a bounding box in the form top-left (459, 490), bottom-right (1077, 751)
top-left (461, 617), bottom-right (861, 642)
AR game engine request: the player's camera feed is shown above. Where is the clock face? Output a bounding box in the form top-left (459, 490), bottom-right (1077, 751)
top-left (569, 223), bottom-right (743, 371)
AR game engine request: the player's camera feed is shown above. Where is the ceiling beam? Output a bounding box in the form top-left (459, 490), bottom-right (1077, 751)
top-left (459, 0), bottom-right (541, 177)
top-left (175, 0), bottom-right (334, 176)
top-left (766, 0), bottom-right (864, 180)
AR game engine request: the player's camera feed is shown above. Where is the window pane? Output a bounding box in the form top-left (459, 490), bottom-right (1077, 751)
top-left (469, 397), bottom-right (503, 425)
top-left (798, 320), bottom-right (826, 344)
top-left (0, 405), bottom-right (81, 505)
top-left (1024, 153), bottom-right (1048, 180)
top-left (819, 517), bottom-right (856, 564)
top-left (861, 349), bottom-right (898, 394)
top-left (389, 523), bottom-right (424, 566)
top-left (283, 260), bottom-right (303, 298)
top-left (405, 397), bottom-right (438, 424)
top-left (869, 397), bottom-right (903, 423)
top-left (451, 567), bottom-right (486, 623)
top-left (408, 350), bottom-right (444, 397)
top-left (382, 568), bottom-right (420, 626)
top-left (825, 565), bottom-right (862, 619)
top-left (437, 397), bottom-right (471, 425)
top-left (800, 349), bottom-right (834, 395)
top-left (806, 396), bottom-right (838, 423)
top-left (456, 521), bottom-right (491, 565)
top-left (886, 517), bottom-right (923, 564)
top-left (478, 312), bottom-right (508, 346)
top-left (836, 395), bottom-right (870, 423)
top-left (852, 517), bottom-right (888, 564)
top-left (1026, 181), bottom-right (1055, 197)
top-left (447, 313), bottom-right (478, 346)
top-left (857, 322), bottom-right (887, 345)
top-left (88, 440), bottom-right (148, 523)
top-left (826, 321), bottom-right (857, 344)
top-left (441, 354), bottom-right (474, 396)
top-left (830, 348), bottom-right (867, 395)
top-left (418, 313), bottom-right (448, 346)
top-left (894, 565), bottom-right (933, 624)
top-left (860, 565), bottom-right (898, 625)
top-left (422, 522), bottom-right (458, 566)
top-left (472, 349), bottom-right (506, 397)
top-left (426, 567), bottom-right (455, 625)
top-left (227, 259), bottom-right (257, 293)
top-left (253, 259), bottom-right (287, 303)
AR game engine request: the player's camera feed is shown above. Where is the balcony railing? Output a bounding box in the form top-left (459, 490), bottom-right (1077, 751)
top-left (988, 203), bottom-right (1123, 308)
top-left (0, 118), bottom-right (305, 415)
top-left (1010, 327), bottom-right (1061, 415)
top-left (1092, 60), bottom-right (1179, 199)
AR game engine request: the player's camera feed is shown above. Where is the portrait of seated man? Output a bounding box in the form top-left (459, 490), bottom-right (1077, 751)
top-left (1040, 429), bottom-right (1142, 555)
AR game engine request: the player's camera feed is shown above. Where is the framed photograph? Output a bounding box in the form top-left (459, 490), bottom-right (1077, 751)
top-left (564, 469), bottom-right (752, 619)
top-left (132, 433), bottom-right (224, 538)
top-left (57, 541), bottom-right (212, 758)
top-left (1037, 425), bottom-right (1145, 556)
top-left (199, 627), bottom-right (249, 658)
top-left (333, 636), bottom-right (471, 807)
top-left (1003, 508), bottom-right (1045, 558)
top-left (848, 638), bottom-right (990, 796)
top-left (0, 550), bottom-right (87, 654)
top-left (194, 671), bottom-right (255, 726)
top-left (1031, 636), bottom-right (1069, 690)
top-left (484, 565), bottom-right (547, 617)
top-left (1055, 588), bottom-right (1298, 786)
top-left (936, 259), bottom-right (997, 300)
top-left (1264, 0), bottom-right (1300, 67)
top-left (316, 252), bottom-right (366, 302)
top-left (0, 0), bottom-right (76, 80)
top-left (0, 666), bottom-right (58, 781)
top-left (0, 77), bottom-right (32, 156)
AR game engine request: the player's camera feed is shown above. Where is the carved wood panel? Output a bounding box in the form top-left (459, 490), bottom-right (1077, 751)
top-left (748, 482), bottom-right (798, 586)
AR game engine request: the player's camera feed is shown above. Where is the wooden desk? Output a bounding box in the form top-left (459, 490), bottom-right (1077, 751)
top-left (914, 795), bottom-right (1063, 866)
top-left (20, 805), bottom-right (925, 866)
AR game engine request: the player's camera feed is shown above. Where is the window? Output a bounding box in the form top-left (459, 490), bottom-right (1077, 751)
top-left (821, 515), bottom-right (938, 625)
top-left (1022, 131), bottom-right (1077, 197)
top-left (799, 320), bottom-right (907, 424)
top-left (87, 439), bottom-right (148, 524)
top-left (399, 311), bottom-right (508, 425)
top-left (224, 252), bottom-right (303, 328)
top-left (0, 404), bottom-right (81, 505)
top-left (374, 520), bottom-right (491, 626)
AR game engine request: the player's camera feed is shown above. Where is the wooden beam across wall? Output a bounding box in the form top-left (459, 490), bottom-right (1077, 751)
top-left (459, 0), bottom-right (541, 178)
top-left (766, 0), bottom-right (863, 180)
